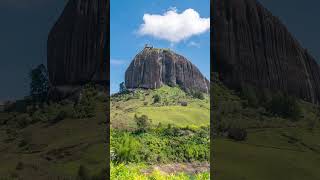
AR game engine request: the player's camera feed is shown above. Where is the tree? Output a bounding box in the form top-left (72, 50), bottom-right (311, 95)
top-left (190, 90), bottom-right (205, 100)
top-left (30, 64), bottom-right (49, 104)
top-left (241, 83), bottom-right (258, 107)
top-left (119, 82), bottom-right (127, 93)
top-left (134, 114), bottom-right (151, 133)
top-left (75, 84), bottom-right (97, 118)
top-left (266, 92), bottom-right (301, 120)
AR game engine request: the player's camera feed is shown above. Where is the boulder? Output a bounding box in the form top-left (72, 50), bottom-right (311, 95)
top-left (125, 47), bottom-right (210, 93)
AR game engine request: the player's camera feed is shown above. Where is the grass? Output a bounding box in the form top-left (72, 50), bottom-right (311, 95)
top-left (212, 77), bottom-right (320, 180)
top-left (135, 106), bottom-right (209, 127)
top-left (214, 128), bottom-right (320, 180)
top-left (0, 98), bottom-right (107, 179)
top-left (111, 86), bottom-right (210, 129)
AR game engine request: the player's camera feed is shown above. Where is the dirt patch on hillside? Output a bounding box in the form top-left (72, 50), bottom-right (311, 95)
top-left (141, 162), bottom-right (210, 175)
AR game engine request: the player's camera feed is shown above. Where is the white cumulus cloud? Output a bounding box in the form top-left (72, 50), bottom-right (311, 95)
top-left (138, 8), bottom-right (210, 43)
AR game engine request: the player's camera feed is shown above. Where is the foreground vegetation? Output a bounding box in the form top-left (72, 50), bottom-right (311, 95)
top-left (110, 86), bottom-right (210, 179)
top-left (0, 85), bottom-right (107, 179)
top-left (111, 125), bottom-right (209, 164)
top-left (111, 163), bottom-right (210, 180)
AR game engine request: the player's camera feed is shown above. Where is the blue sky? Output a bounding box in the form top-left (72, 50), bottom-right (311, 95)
top-left (110, 0), bottom-right (210, 94)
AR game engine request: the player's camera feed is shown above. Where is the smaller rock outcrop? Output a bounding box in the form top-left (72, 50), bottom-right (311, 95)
top-left (125, 47), bottom-right (209, 93)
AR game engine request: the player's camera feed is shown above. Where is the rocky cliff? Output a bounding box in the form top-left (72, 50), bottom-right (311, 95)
top-left (213, 0), bottom-right (320, 104)
top-left (47, 0), bottom-right (108, 86)
top-left (125, 47), bottom-right (209, 93)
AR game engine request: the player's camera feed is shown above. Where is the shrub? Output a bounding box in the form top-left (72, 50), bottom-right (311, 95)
top-left (91, 168), bottom-right (108, 180)
top-left (190, 91), bottom-right (205, 100)
top-left (114, 133), bottom-right (141, 163)
top-left (228, 128), bottom-right (247, 141)
top-left (77, 165), bottom-right (90, 180)
top-left (75, 85), bottom-right (97, 118)
top-left (31, 110), bottom-right (48, 122)
top-left (180, 101), bottom-right (188, 106)
top-left (266, 92), bottom-right (301, 120)
top-left (14, 114), bottom-right (32, 129)
top-left (134, 114), bottom-right (152, 133)
top-left (153, 94), bottom-right (161, 103)
top-left (240, 83), bottom-right (259, 107)
top-left (18, 139), bottom-right (29, 148)
top-left (16, 162), bottom-right (24, 170)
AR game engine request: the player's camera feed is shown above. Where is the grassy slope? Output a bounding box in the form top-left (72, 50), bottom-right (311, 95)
top-left (111, 86), bottom-right (210, 129)
top-left (110, 86), bottom-right (210, 178)
top-left (0, 102), bottom-right (107, 179)
top-left (213, 81), bottom-right (320, 180)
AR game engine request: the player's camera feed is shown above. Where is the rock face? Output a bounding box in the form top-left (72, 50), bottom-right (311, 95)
top-left (47, 0), bottom-right (108, 86)
top-left (125, 47), bottom-right (209, 93)
top-left (213, 0), bottom-right (320, 104)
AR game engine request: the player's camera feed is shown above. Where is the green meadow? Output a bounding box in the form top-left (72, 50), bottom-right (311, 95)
top-left (111, 86), bottom-right (210, 129)
top-left (213, 76), bottom-right (320, 180)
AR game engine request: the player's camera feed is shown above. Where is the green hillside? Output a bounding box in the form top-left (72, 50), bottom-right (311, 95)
top-left (212, 77), bottom-right (320, 180)
top-left (111, 86), bottom-right (210, 129)
top-left (110, 86), bottom-right (210, 179)
top-left (0, 86), bottom-right (107, 179)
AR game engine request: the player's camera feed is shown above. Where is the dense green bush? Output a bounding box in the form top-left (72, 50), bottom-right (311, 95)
top-left (228, 128), bottom-right (247, 141)
top-left (41, 103), bottom-right (70, 124)
top-left (77, 165), bottom-right (90, 180)
top-left (134, 114), bottom-right (151, 133)
top-left (111, 125), bottom-right (209, 164)
top-left (114, 133), bottom-right (141, 163)
top-left (240, 84), bottom-right (259, 107)
top-left (153, 94), bottom-right (161, 103)
top-left (15, 162), bottom-right (24, 170)
top-left (190, 91), bottom-right (205, 100)
top-left (266, 92), bottom-right (301, 120)
top-left (75, 85), bottom-right (97, 118)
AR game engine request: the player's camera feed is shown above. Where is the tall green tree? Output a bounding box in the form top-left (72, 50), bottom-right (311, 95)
top-left (30, 64), bottom-right (49, 104)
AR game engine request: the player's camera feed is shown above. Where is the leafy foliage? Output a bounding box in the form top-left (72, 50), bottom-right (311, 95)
top-left (266, 92), bottom-right (301, 120)
top-left (134, 114), bottom-right (152, 133)
top-left (153, 94), bottom-right (161, 103)
top-left (114, 133), bottom-right (141, 163)
top-left (74, 84), bottom-right (97, 118)
top-left (190, 90), bottom-right (205, 100)
top-left (30, 64), bottom-right (49, 104)
top-left (111, 125), bottom-right (209, 164)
